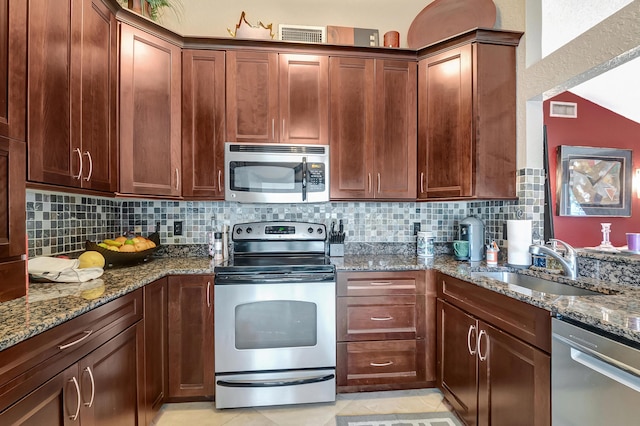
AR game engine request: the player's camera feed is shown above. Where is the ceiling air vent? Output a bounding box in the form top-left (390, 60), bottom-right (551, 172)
top-left (279, 24), bottom-right (326, 43)
top-left (550, 101), bottom-right (578, 118)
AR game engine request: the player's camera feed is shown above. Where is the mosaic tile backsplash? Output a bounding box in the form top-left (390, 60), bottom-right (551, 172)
top-left (27, 169), bottom-right (544, 257)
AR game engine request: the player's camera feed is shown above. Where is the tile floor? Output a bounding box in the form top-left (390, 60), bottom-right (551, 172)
top-left (154, 389), bottom-right (452, 426)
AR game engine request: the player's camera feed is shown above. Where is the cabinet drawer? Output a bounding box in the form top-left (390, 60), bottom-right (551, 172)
top-left (338, 295), bottom-right (423, 341)
top-left (338, 271), bottom-right (425, 296)
top-left (0, 289), bottom-right (143, 411)
top-left (337, 340), bottom-right (426, 386)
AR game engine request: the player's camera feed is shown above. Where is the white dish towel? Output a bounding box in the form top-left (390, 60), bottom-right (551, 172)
top-left (28, 257), bottom-right (104, 283)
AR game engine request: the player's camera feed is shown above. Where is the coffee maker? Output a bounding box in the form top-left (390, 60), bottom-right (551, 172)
top-left (459, 217), bottom-right (485, 261)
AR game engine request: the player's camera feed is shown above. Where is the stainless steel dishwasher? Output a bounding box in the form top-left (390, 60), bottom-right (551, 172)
top-left (552, 318), bottom-right (640, 425)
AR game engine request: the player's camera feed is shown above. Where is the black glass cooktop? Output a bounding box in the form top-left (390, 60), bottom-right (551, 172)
top-left (214, 254), bottom-right (334, 275)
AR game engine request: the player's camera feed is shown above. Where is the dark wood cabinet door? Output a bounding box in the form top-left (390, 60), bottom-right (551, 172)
top-left (279, 54), bottom-right (329, 145)
top-left (79, 323), bottom-right (144, 426)
top-left (26, 0), bottom-right (78, 187)
top-left (0, 364), bottom-right (78, 426)
top-left (182, 49), bottom-right (226, 199)
top-left (119, 24), bottom-right (182, 197)
top-left (329, 57), bottom-right (374, 199)
top-left (143, 278), bottom-right (167, 425)
top-left (437, 299), bottom-right (478, 426)
top-left (226, 50), bottom-right (278, 143)
top-left (477, 321), bottom-right (550, 426)
top-left (374, 59), bottom-right (417, 199)
top-left (0, 0), bottom-right (27, 141)
top-left (77, 0), bottom-right (117, 192)
top-left (418, 45), bottom-right (473, 199)
top-left (167, 275), bottom-right (214, 398)
top-left (0, 137), bottom-right (26, 302)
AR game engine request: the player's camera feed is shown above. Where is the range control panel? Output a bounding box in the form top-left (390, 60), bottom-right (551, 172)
top-left (232, 221), bottom-right (326, 241)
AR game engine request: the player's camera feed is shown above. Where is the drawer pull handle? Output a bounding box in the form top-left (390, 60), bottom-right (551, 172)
top-left (83, 367), bottom-right (95, 407)
top-left (370, 316), bottom-right (393, 321)
top-left (370, 361), bottom-right (394, 367)
top-left (59, 330), bottom-right (93, 350)
top-left (369, 281), bottom-right (392, 286)
top-left (69, 376), bottom-right (81, 421)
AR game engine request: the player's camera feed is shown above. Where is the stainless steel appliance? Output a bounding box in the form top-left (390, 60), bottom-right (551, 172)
top-left (552, 317), bottom-right (640, 425)
top-left (459, 217), bottom-right (485, 261)
top-left (224, 142), bottom-right (330, 203)
top-left (214, 221), bottom-right (336, 409)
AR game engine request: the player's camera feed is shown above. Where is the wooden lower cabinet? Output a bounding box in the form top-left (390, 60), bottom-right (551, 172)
top-left (143, 278), bottom-right (168, 425)
top-left (336, 270), bottom-right (435, 392)
top-left (167, 275), bottom-right (214, 399)
top-left (437, 273), bottom-right (550, 426)
top-left (0, 323), bottom-right (144, 425)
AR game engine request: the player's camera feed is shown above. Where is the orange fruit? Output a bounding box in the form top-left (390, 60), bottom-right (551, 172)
top-left (119, 244), bottom-right (135, 253)
top-left (115, 236), bottom-right (127, 244)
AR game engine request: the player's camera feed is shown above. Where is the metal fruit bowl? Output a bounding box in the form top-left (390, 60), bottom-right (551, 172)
top-left (85, 233), bottom-right (160, 267)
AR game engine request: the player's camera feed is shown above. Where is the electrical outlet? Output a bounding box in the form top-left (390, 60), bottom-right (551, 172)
top-left (413, 222), bottom-right (421, 235)
top-left (174, 221), bottom-right (183, 236)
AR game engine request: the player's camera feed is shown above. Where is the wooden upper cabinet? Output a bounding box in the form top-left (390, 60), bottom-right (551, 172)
top-left (374, 59), bottom-right (417, 199)
top-left (0, 136), bottom-right (26, 302)
top-left (418, 31), bottom-right (522, 200)
top-left (182, 49), bottom-right (226, 199)
top-left (0, 0), bottom-right (27, 141)
top-left (27, 0), bottom-right (117, 191)
top-left (226, 51), bottom-right (328, 144)
top-left (119, 23), bottom-right (182, 197)
top-left (279, 53), bottom-right (329, 144)
top-left (330, 57), bottom-right (416, 200)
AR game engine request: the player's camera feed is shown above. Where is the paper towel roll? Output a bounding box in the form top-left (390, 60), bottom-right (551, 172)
top-left (507, 220), bottom-right (532, 266)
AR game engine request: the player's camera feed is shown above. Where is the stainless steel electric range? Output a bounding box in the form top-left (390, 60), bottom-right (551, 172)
top-left (213, 221), bottom-right (336, 409)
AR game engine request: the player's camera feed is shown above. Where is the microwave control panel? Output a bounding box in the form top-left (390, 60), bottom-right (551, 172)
top-left (308, 163), bottom-right (326, 191)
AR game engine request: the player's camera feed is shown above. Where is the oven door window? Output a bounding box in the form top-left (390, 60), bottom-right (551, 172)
top-left (235, 300), bottom-right (317, 349)
top-left (229, 162), bottom-right (302, 193)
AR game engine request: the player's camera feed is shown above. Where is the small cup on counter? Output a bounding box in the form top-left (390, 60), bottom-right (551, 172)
top-left (626, 233), bottom-right (640, 252)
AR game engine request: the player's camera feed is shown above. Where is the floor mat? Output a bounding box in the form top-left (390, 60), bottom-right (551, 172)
top-left (336, 412), bottom-right (464, 426)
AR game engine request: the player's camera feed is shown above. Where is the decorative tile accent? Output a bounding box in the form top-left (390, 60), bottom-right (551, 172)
top-left (26, 168), bottom-right (545, 256)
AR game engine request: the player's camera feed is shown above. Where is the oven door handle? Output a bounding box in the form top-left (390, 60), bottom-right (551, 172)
top-left (217, 373), bottom-right (335, 388)
top-left (215, 274), bottom-right (335, 284)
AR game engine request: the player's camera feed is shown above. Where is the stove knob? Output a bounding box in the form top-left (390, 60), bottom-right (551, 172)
top-left (317, 228), bottom-right (324, 234)
top-left (235, 228), bottom-right (242, 235)
top-left (307, 227), bottom-right (314, 234)
top-left (246, 227), bottom-right (253, 234)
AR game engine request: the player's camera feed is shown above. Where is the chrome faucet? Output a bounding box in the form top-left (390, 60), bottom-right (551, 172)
top-left (529, 238), bottom-right (578, 279)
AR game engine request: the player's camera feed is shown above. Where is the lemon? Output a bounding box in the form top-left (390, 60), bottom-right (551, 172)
top-left (124, 239), bottom-right (135, 245)
top-left (78, 251), bottom-right (106, 269)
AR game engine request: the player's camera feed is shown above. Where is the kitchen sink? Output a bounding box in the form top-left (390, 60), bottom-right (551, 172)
top-left (470, 271), bottom-right (606, 296)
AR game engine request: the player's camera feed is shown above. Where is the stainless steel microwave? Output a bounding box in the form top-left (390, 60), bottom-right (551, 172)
top-left (225, 143), bottom-right (330, 203)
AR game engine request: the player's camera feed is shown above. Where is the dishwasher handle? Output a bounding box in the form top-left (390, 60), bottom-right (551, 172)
top-left (570, 348), bottom-right (640, 393)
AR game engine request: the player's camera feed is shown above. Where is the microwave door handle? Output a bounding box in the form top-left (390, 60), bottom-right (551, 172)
top-left (302, 157), bottom-right (308, 201)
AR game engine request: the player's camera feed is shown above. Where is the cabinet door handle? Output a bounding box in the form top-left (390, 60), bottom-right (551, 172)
top-left (377, 172), bottom-right (381, 193)
top-left (175, 168), bottom-right (179, 190)
top-left (369, 281), bottom-right (392, 286)
top-left (420, 172), bottom-right (424, 194)
top-left (83, 367), bottom-right (95, 407)
top-left (370, 361), bottom-right (393, 367)
top-left (272, 118), bottom-right (275, 140)
top-left (207, 281), bottom-right (211, 308)
top-left (68, 376), bottom-right (81, 421)
top-left (83, 151), bottom-right (93, 182)
top-left (58, 330), bottom-right (93, 350)
top-left (72, 148), bottom-right (83, 179)
top-left (467, 325), bottom-right (477, 356)
top-left (368, 173), bottom-right (372, 193)
top-left (370, 316), bottom-right (393, 321)
top-left (478, 329), bottom-right (488, 361)
top-left (218, 170), bottom-right (222, 191)
top-left (282, 119), bottom-right (285, 140)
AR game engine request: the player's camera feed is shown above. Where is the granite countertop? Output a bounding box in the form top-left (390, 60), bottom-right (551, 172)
top-left (1, 254), bottom-right (639, 352)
